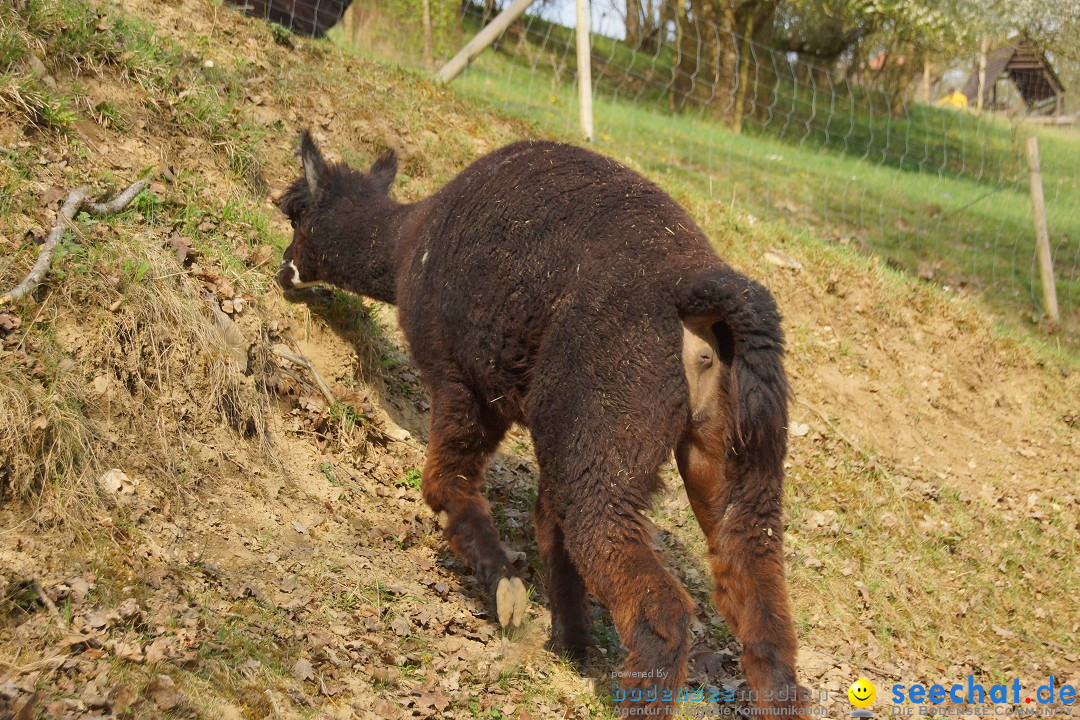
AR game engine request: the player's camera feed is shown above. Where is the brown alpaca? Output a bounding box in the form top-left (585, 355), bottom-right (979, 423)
top-left (277, 132), bottom-right (805, 713)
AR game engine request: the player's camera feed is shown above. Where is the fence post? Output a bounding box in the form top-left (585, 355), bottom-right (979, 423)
top-left (433, 0), bottom-right (536, 84)
top-left (575, 0), bottom-right (594, 142)
top-left (975, 38), bottom-right (989, 112)
top-left (1025, 135), bottom-right (1060, 325)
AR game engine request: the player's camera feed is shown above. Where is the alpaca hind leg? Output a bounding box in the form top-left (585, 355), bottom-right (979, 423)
top-left (676, 432), bottom-right (804, 710)
top-left (421, 382), bottom-right (525, 629)
top-left (561, 503), bottom-right (693, 709)
top-left (535, 490), bottom-right (590, 664)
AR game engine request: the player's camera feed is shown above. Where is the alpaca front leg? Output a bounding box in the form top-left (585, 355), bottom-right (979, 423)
top-left (423, 445), bottom-right (527, 628)
top-left (535, 490), bottom-right (591, 663)
top-left (421, 386), bottom-right (526, 629)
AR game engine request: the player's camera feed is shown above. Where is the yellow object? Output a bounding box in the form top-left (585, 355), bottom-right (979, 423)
top-left (936, 90), bottom-right (968, 108)
top-left (848, 678), bottom-right (877, 708)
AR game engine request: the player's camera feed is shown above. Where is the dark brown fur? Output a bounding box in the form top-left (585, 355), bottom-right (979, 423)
top-left (278, 133), bottom-right (806, 713)
top-left (224, 0), bottom-right (351, 38)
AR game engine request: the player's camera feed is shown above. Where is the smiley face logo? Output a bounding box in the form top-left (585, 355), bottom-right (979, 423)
top-left (848, 678), bottom-right (876, 708)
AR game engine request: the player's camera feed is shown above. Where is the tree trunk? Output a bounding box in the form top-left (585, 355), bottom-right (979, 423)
top-left (673, 0), bottom-right (725, 112)
top-left (626, 0), bottom-right (641, 48)
top-left (639, 0), bottom-right (657, 51)
top-left (731, 11), bottom-right (755, 133)
top-left (670, 0), bottom-right (693, 111)
top-left (348, 2), bottom-right (363, 44)
top-left (658, 0), bottom-right (674, 49)
top-left (421, 0), bottom-right (434, 70)
top-left (917, 61), bottom-right (931, 102)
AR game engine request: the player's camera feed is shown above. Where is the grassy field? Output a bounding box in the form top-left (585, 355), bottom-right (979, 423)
top-left (333, 8), bottom-right (1080, 344)
top-left (458, 8), bottom-right (1026, 177)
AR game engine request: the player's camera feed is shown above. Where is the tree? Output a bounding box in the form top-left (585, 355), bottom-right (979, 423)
top-left (624, 0), bottom-right (673, 52)
top-left (626, 0), bottom-right (642, 47)
top-left (668, 0), bottom-right (775, 127)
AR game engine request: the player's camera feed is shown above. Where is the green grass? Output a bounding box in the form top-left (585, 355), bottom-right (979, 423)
top-left (1, 0), bottom-right (271, 194)
top-left (398, 468), bottom-right (423, 490)
top-left (782, 437), bottom-right (1080, 662)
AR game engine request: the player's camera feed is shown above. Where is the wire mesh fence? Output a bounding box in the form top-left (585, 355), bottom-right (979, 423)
top-left (236, 0), bottom-right (1080, 336)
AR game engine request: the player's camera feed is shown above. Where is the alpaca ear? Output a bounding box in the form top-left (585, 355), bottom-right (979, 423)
top-left (300, 130), bottom-right (328, 197)
top-left (370, 149), bottom-right (398, 194)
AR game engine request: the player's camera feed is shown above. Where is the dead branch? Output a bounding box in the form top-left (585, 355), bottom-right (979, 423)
top-left (1, 178), bottom-right (149, 305)
top-left (1, 186), bottom-right (88, 304)
top-left (83, 179), bottom-right (149, 215)
top-left (272, 345), bottom-right (337, 406)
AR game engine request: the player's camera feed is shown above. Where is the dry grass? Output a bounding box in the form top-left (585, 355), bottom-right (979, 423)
top-left (66, 231), bottom-right (269, 476)
top-left (0, 344), bottom-right (96, 516)
top-left (0, 201), bottom-right (272, 518)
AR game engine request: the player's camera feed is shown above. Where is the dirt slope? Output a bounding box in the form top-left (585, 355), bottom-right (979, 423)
top-left (1, 1), bottom-right (1077, 719)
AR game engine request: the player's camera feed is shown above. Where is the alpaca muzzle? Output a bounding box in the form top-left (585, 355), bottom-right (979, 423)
top-left (277, 260), bottom-right (320, 290)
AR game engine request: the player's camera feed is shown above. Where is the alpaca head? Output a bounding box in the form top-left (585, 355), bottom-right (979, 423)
top-left (276, 130), bottom-right (398, 290)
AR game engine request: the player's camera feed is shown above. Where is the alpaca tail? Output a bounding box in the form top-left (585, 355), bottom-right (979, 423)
top-left (675, 268), bottom-right (789, 475)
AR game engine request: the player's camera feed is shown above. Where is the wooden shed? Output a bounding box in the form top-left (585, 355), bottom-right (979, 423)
top-left (961, 40), bottom-right (1065, 115)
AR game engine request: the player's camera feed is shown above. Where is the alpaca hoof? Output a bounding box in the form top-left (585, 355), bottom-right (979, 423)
top-left (496, 577), bottom-right (527, 629)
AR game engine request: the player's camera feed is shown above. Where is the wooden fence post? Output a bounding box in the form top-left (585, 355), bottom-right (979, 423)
top-left (434, 0), bottom-right (536, 84)
top-left (1025, 135), bottom-right (1060, 325)
top-left (976, 37), bottom-right (989, 112)
top-left (575, 0), bottom-right (594, 141)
